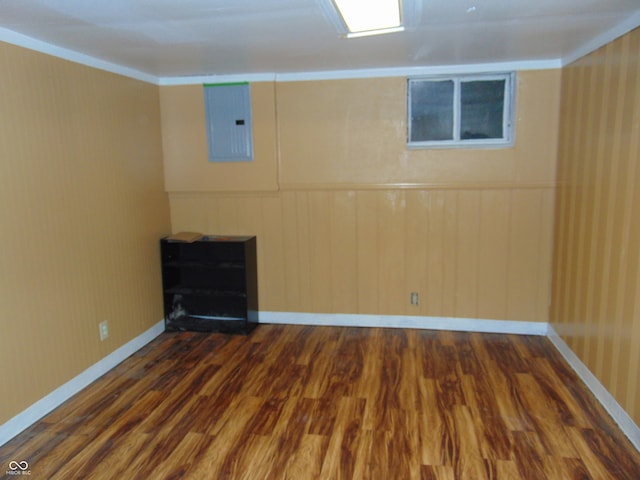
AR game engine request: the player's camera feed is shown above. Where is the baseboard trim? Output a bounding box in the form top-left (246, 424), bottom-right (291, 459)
top-left (547, 325), bottom-right (640, 451)
top-left (259, 311), bottom-right (550, 335)
top-left (0, 320), bottom-right (165, 448)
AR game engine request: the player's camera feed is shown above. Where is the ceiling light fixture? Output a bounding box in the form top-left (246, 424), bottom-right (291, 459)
top-left (331, 0), bottom-right (404, 38)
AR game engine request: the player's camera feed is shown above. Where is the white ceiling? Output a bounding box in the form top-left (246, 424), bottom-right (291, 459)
top-left (0, 0), bottom-right (639, 83)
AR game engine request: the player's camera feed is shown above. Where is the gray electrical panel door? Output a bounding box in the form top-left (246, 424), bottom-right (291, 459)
top-left (204, 83), bottom-right (253, 162)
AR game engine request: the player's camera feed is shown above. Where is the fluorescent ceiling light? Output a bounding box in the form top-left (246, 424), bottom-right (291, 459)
top-left (332, 0), bottom-right (403, 37)
top-left (345, 25), bottom-right (404, 38)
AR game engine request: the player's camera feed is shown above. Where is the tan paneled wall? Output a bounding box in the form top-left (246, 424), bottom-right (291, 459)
top-left (160, 82), bottom-right (279, 192)
top-left (164, 70), bottom-right (561, 323)
top-left (551, 28), bottom-right (640, 423)
top-left (0, 43), bottom-right (170, 423)
top-left (170, 188), bottom-right (554, 321)
top-left (162, 72), bottom-right (560, 191)
top-left (276, 73), bottom-right (559, 188)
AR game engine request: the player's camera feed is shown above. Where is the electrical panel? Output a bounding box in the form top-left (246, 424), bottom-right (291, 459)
top-left (204, 83), bottom-right (253, 162)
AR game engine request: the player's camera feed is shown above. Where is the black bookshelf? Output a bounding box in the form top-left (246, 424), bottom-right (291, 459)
top-left (160, 235), bottom-right (258, 334)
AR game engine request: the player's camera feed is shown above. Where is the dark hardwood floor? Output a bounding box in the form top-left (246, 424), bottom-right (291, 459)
top-left (1, 325), bottom-right (639, 479)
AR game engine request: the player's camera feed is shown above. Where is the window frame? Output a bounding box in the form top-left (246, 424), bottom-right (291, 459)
top-left (407, 72), bottom-right (515, 149)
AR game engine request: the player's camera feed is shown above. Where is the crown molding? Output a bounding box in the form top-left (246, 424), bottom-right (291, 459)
top-left (562, 11), bottom-right (640, 66)
top-left (161, 60), bottom-right (561, 86)
top-left (0, 27), bottom-right (156, 84)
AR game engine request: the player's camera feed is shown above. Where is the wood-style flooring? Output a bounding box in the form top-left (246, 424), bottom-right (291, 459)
top-left (1, 325), bottom-right (639, 479)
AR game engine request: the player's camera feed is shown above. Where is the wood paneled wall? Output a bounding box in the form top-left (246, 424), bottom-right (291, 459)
top-left (164, 70), bottom-right (561, 325)
top-left (160, 82), bottom-right (279, 192)
top-left (275, 74), bottom-right (559, 189)
top-left (0, 42), bottom-right (171, 424)
top-left (170, 188), bottom-right (554, 322)
top-left (550, 27), bottom-right (640, 424)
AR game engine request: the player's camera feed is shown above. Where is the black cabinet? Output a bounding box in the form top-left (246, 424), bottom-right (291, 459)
top-left (160, 235), bottom-right (258, 334)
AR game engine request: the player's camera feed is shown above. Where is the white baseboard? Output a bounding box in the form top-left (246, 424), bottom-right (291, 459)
top-left (547, 325), bottom-right (640, 451)
top-left (0, 320), bottom-right (165, 448)
top-left (259, 311), bottom-right (550, 335)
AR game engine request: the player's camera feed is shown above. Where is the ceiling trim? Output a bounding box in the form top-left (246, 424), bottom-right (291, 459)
top-left (275, 61), bottom-right (561, 82)
top-left (159, 60), bottom-right (561, 86)
top-left (0, 27), bottom-right (156, 84)
top-left (159, 73), bottom-right (276, 86)
top-left (562, 10), bottom-right (640, 66)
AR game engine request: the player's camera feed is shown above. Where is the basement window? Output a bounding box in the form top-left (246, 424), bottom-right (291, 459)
top-left (407, 73), bottom-right (515, 148)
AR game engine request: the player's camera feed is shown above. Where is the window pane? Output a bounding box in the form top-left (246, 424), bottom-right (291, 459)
top-left (410, 80), bottom-right (454, 142)
top-left (460, 80), bottom-right (505, 140)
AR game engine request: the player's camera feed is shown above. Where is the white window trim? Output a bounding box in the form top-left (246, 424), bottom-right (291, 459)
top-left (407, 72), bottom-right (516, 149)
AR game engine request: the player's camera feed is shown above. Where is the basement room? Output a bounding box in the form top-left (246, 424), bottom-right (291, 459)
top-left (1, 0), bottom-right (639, 478)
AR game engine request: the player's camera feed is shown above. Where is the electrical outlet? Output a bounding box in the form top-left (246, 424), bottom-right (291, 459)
top-left (410, 292), bottom-right (419, 306)
top-left (99, 320), bottom-right (109, 341)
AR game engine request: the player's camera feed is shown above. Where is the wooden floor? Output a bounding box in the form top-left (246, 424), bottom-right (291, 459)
top-left (1, 325), bottom-right (639, 479)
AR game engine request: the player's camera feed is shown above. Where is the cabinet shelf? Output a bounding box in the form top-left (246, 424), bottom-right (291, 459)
top-left (163, 260), bottom-right (245, 270)
top-left (160, 235), bottom-right (258, 334)
top-left (164, 286), bottom-right (247, 297)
